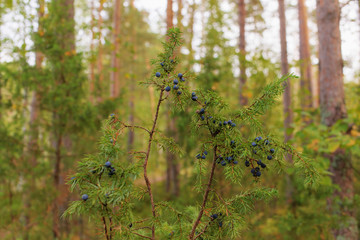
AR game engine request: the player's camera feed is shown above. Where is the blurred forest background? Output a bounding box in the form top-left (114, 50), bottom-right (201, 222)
top-left (0, 0), bottom-right (360, 239)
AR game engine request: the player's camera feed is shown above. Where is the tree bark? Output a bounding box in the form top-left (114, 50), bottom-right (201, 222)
top-left (89, 0), bottom-right (95, 102)
top-left (24, 1), bottom-right (45, 239)
top-left (97, 0), bottom-right (104, 102)
top-left (110, 0), bottom-right (122, 98)
top-left (238, 0), bottom-right (247, 106)
top-left (51, 0), bottom-right (75, 238)
top-left (316, 0), bottom-right (358, 239)
top-left (127, 0), bottom-right (135, 159)
top-left (298, 0), bottom-right (313, 115)
top-left (278, 0), bottom-right (295, 209)
top-left (188, 1), bottom-right (196, 67)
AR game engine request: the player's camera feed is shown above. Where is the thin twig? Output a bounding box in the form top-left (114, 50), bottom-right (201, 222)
top-left (102, 217), bottom-right (109, 240)
top-left (189, 145), bottom-right (218, 239)
top-left (143, 89), bottom-right (165, 239)
top-left (131, 231), bottom-right (153, 239)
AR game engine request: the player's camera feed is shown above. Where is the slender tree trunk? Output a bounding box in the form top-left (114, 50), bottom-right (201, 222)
top-left (165, 0), bottom-right (179, 196)
top-left (127, 0), bottom-right (135, 158)
top-left (110, 0), bottom-right (122, 98)
top-left (278, 0), bottom-right (295, 210)
top-left (188, 1), bottom-right (196, 67)
top-left (298, 0), bottom-right (313, 116)
top-left (89, 0), bottom-right (95, 103)
top-left (317, 0), bottom-right (358, 239)
top-left (97, 0), bottom-right (104, 102)
top-left (24, 2), bottom-right (45, 239)
top-left (238, 0), bottom-right (247, 106)
top-left (52, 1), bottom-right (75, 238)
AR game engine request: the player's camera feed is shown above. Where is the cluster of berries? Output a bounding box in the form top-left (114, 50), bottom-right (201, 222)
top-left (214, 119), bottom-right (236, 128)
top-left (210, 213), bottom-right (223, 228)
top-left (164, 73), bottom-right (185, 95)
top-left (191, 92), bottom-right (198, 101)
top-left (217, 155), bottom-right (238, 166)
top-left (197, 108), bottom-right (207, 121)
top-left (159, 60), bottom-right (175, 73)
top-left (105, 161), bottom-right (116, 176)
top-left (245, 136), bottom-right (275, 177)
top-left (196, 150), bottom-right (208, 160)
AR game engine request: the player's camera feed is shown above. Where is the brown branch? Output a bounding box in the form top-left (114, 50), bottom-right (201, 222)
top-left (143, 89), bottom-right (165, 239)
top-left (189, 145), bottom-right (218, 239)
top-left (131, 231), bottom-right (153, 239)
top-left (102, 217), bottom-right (109, 240)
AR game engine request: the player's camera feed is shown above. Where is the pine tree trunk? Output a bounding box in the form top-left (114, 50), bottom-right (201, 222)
top-left (110, 0), bottom-right (122, 98)
top-left (52, 0), bottom-right (75, 238)
top-left (278, 0), bottom-right (295, 210)
top-left (316, 0), bottom-right (358, 239)
top-left (127, 0), bottom-right (135, 158)
top-left (24, 1), bottom-right (45, 239)
top-left (188, 1), bottom-right (196, 67)
top-left (89, 0), bottom-right (95, 103)
top-left (298, 0), bottom-right (313, 116)
top-left (165, 0), bottom-right (177, 195)
top-left (97, 0), bottom-right (104, 102)
top-left (238, 0), bottom-right (247, 106)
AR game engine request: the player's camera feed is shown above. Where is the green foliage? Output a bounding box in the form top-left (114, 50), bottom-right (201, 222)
top-left (64, 28), bottom-right (319, 240)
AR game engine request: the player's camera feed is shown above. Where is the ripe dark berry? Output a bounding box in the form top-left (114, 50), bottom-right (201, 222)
top-left (171, 60), bottom-right (174, 63)
top-left (208, 116), bottom-right (213, 119)
top-left (223, 121), bottom-right (228, 125)
top-left (251, 142), bottom-right (257, 147)
top-left (213, 120), bottom-right (216, 123)
top-left (267, 155), bottom-right (273, 160)
top-left (221, 161), bottom-right (226, 166)
top-left (256, 171), bottom-right (261, 177)
top-left (173, 79), bottom-right (179, 85)
top-left (82, 194), bottom-right (88, 201)
top-left (245, 161), bottom-right (250, 167)
top-left (192, 96), bottom-right (198, 101)
top-left (231, 140), bottom-right (235, 145)
top-left (177, 91), bottom-right (182, 95)
top-left (270, 148), bottom-right (275, 153)
top-left (265, 140), bottom-right (269, 145)
top-left (192, 92), bottom-right (196, 96)
top-left (165, 86), bottom-right (171, 92)
top-left (261, 163), bottom-right (266, 168)
top-left (180, 78), bottom-right (185, 82)
top-left (253, 150), bottom-right (257, 154)
top-left (233, 161), bottom-right (238, 164)
top-left (173, 85), bottom-right (179, 90)
top-left (160, 62), bottom-right (164, 67)
top-left (257, 160), bottom-right (262, 165)
top-left (211, 214), bottom-right (218, 219)
top-left (218, 221), bottom-right (223, 227)
top-left (231, 123), bottom-right (236, 127)
top-left (201, 154), bottom-right (206, 159)
top-left (129, 223), bottom-right (133, 228)
top-left (219, 122), bottom-right (222, 126)
top-left (105, 161), bottom-right (111, 167)
top-left (178, 73), bottom-right (183, 78)
top-left (204, 150), bottom-right (208, 155)
top-left (257, 136), bottom-right (262, 141)
top-left (199, 108), bottom-right (205, 114)
top-left (155, 72), bottom-right (161, 77)
top-left (251, 168), bottom-right (255, 174)
top-left (196, 154), bottom-right (201, 159)
top-left (201, 115), bottom-right (205, 120)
